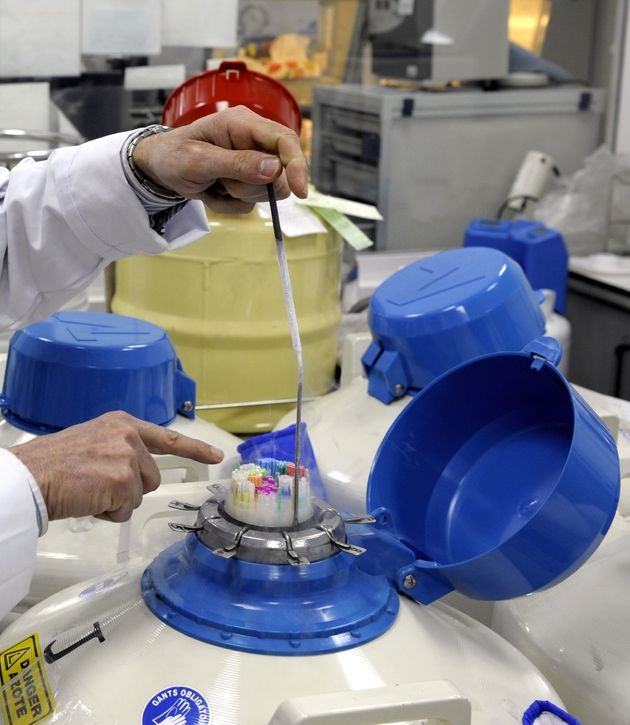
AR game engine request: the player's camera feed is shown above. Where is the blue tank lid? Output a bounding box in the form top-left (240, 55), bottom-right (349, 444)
top-left (359, 338), bottom-right (620, 604)
top-left (0, 311), bottom-right (196, 434)
top-left (143, 535), bottom-right (398, 656)
top-left (362, 247), bottom-right (546, 403)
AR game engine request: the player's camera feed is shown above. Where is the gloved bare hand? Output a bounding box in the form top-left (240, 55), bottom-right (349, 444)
top-left (132, 105), bottom-right (309, 214)
top-left (9, 411), bottom-right (224, 523)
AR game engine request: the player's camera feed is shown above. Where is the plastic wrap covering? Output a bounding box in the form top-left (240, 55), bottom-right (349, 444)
top-left (492, 516), bottom-right (630, 725)
top-left (0, 563), bottom-right (564, 725)
top-left (534, 146), bottom-right (630, 257)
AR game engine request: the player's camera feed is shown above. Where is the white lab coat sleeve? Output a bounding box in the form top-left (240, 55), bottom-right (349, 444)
top-left (0, 449), bottom-right (39, 620)
top-left (0, 130), bottom-right (209, 331)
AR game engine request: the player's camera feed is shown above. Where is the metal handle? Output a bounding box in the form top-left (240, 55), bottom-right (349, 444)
top-left (115, 482), bottom-right (210, 563)
top-left (0, 128), bottom-right (84, 166)
top-left (195, 396), bottom-right (320, 411)
top-left (0, 149), bottom-right (56, 164)
top-left (0, 129), bottom-right (84, 144)
top-left (319, 525), bottom-right (366, 556)
top-left (267, 680), bottom-right (471, 725)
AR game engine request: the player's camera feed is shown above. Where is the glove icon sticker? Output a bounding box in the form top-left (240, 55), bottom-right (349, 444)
top-left (142, 687), bottom-right (211, 725)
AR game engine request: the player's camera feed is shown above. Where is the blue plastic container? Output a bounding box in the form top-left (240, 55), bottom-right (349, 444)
top-left (362, 247), bottom-right (546, 403)
top-left (0, 311), bottom-right (196, 434)
top-left (464, 218), bottom-right (569, 313)
top-left (363, 338), bottom-right (620, 603)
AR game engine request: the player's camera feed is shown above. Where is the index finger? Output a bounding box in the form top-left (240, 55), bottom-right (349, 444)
top-left (276, 133), bottom-right (309, 200)
top-left (135, 420), bottom-right (224, 464)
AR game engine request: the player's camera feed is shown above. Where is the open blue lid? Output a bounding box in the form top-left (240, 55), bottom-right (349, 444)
top-left (362, 247), bottom-right (546, 403)
top-left (360, 338), bottom-right (620, 603)
top-left (0, 311), bottom-right (196, 434)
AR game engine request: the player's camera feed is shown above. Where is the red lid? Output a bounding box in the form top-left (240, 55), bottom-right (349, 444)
top-left (162, 61), bottom-right (302, 134)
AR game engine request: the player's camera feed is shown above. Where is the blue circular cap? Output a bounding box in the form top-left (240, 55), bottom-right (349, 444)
top-left (1, 311), bottom-right (196, 433)
top-left (362, 248), bottom-right (546, 401)
top-left (142, 535), bottom-right (398, 655)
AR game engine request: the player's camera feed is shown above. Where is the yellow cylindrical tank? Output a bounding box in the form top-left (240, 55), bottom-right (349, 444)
top-left (112, 207), bottom-right (343, 434)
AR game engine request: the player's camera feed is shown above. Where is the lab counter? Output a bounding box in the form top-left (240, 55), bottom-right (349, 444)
top-left (566, 255), bottom-right (630, 400)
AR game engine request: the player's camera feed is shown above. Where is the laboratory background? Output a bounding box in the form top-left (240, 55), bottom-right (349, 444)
top-left (2, 1), bottom-right (630, 724)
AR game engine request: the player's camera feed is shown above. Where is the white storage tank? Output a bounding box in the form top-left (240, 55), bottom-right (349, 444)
top-left (0, 311), bottom-right (242, 627)
top-left (0, 335), bottom-right (619, 725)
top-left (492, 513), bottom-right (630, 725)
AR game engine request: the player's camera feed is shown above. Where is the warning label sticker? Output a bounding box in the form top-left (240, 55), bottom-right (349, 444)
top-left (0, 634), bottom-right (55, 725)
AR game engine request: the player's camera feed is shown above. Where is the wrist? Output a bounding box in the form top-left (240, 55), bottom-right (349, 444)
top-left (3, 447), bottom-right (49, 535)
top-left (124, 125), bottom-right (186, 203)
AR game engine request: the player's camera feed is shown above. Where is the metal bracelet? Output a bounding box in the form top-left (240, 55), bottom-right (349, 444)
top-left (125, 125), bottom-right (186, 202)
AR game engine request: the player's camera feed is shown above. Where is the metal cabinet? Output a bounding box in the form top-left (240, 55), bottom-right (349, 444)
top-left (311, 83), bottom-right (605, 251)
top-left (566, 271), bottom-right (630, 400)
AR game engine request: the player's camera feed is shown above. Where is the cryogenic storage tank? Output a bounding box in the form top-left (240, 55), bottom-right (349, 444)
top-left (0, 562), bottom-right (561, 725)
top-left (0, 336), bottom-right (619, 725)
top-left (492, 513), bottom-right (630, 725)
top-left (276, 247), bottom-right (562, 515)
top-left (114, 60), bottom-right (343, 435)
top-left (0, 311), bottom-right (242, 623)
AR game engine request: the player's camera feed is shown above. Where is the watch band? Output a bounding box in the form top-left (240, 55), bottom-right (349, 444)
top-left (124, 125), bottom-right (187, 203)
